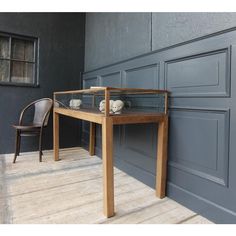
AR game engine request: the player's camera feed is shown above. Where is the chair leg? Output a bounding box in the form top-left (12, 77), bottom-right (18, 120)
top-left (39, 130), bottom-right (43, 162)
top-left (17, 134), bottom-right (21, 156)
top-left (13, 131), bottom-right (19, 163)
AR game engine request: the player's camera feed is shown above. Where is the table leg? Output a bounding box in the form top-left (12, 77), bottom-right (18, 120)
top-left (53, 111), bottom-right (60, 161)
top-left (102, 117), bottom-right (115, 217)
top-left (156, 116), bottom-right (168, 198)
top-left (89, 122), bottom-right (96, 156)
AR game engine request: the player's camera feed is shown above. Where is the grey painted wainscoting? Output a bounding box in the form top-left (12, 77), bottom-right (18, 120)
top-left (82, 28), bottom-right (236, 223)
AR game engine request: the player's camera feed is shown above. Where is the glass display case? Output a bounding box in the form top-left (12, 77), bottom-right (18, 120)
top-left (53, 87), bottom-right (169, 217)
top-left (54, 87), bottom-right (168, 116)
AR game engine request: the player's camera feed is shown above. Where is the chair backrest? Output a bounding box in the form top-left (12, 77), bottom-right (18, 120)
top-left (33, 98), bottom-right (53, 126)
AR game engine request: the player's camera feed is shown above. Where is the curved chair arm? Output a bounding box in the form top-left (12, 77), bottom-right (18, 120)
top-left (19, 100), bottom-right (37, 125)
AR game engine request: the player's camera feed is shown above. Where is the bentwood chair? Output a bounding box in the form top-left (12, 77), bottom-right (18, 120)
top-left (12, 98), bottom-right (53, 163)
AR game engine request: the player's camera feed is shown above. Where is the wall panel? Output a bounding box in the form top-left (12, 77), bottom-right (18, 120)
top-left (124, 64), bottom-right (159, 89)
top-left (168, 108), bottom-right (229, 186)
top-left (83, 76), bottom-right (98, 89)
top-left (165, 48), bottom-right (230, 97)
top-left (100, 72), bottom-right (122, 87)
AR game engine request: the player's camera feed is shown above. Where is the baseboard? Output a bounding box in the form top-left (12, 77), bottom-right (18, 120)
top-left (167, 182), bottom-right (236, 224)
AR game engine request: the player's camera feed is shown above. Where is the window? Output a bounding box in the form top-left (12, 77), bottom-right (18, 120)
top-left (0, 32), bottom-right (38, 87)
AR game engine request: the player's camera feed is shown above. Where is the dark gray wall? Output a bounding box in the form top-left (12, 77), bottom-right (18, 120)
top-left (85, 13), bottom-right (151, 70)
top-left (85, 12), bottom-right (236, 71)
top-left (152, 13), bottom-right (236, 50)
top-left (83, 13), bottom-right (236, 223)
top-left (0, 13), bottom-right (85, 155)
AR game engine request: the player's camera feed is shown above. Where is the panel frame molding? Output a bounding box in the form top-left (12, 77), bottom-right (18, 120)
top-left (83, 76), bottom-right (98, 88)
top-left (164, 47), bottom-right (231, 98)
top-left (120, 123), bottom-right (157, 159)
top-left (123, 62), bottom-right (160, 89)
top-left (99, 71), bottom-right (122, 87)
top-left (168, 107), bottom-right (230, 187)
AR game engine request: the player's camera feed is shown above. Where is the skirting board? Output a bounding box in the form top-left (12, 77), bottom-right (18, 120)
top-left (167, 183), bottom-right (236, 224)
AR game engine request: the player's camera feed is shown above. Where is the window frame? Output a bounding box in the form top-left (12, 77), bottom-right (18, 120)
top-left (0, 31), bottom-right (39, 88)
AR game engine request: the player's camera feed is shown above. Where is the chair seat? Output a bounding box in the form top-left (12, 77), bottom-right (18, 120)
top-left (13, 124), bottom-right (42, 136)
top-left (13, 124), bottom-right (41, 130)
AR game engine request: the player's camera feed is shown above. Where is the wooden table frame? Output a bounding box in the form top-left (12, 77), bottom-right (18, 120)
top-left (53, 107), bottom-right (168, 218)
top-left (54, 87), bottom-right (169, 217)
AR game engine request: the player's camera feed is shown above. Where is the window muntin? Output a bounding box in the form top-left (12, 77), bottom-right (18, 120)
top-left (0, 33), bottom-right (38, 87)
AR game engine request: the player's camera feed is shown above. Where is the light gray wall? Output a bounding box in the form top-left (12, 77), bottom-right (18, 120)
top-left (85, 12), bottom-right (236, 71)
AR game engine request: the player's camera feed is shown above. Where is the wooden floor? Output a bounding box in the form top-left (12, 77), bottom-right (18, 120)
top-left (0, 147), bottom-right (213, 224)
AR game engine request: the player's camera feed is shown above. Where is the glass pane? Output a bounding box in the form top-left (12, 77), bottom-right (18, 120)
top-left (0, 59), bottom-right (10, 82)
top-left (0, 36), bottom-right (9, 59)
top-left (11, 61), bottom-right (34, 84)
top-left (12, 38), bottom-right (34, 61)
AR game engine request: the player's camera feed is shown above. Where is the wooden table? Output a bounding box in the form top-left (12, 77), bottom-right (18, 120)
top-left (53, 107), bottom-right (168, 218)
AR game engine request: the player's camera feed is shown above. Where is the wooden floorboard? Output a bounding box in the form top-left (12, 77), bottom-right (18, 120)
top-left (0, 147), bottom-right (213, 224)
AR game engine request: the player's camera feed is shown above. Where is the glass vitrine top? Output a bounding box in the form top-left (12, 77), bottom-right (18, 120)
top-left (54, 86), bottom-right (168, 95)
top-left (54, 87), bottom-right (169, 116)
